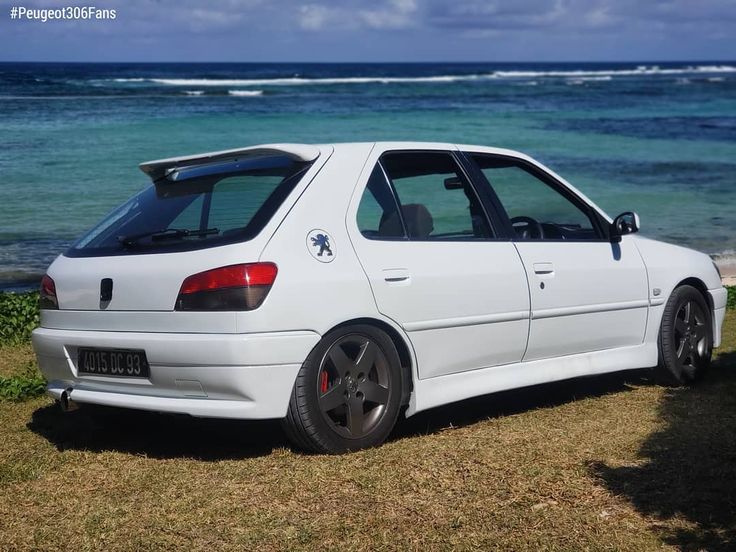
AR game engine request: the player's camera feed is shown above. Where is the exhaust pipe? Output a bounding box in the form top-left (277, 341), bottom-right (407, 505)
top-left (59, 388), bottom-right (79, 412)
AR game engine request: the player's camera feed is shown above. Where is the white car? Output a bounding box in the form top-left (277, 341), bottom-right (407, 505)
top-left (32, 142), bottom-right (728, 453)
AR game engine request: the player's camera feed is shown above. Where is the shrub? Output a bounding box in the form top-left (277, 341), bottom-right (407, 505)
top-left (0, 370), bottom-right (46, 401)
top-left (0, 291), bottom-right (40, 344)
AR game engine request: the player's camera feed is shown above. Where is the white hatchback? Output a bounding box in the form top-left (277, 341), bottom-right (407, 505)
top-left (32, 142), bottom-right (728, 453)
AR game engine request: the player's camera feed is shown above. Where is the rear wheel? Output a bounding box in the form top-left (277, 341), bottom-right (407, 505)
top-left (655, 285), bottom-right (712, 386)
top-left (283, 324), bottom-right (403, 453)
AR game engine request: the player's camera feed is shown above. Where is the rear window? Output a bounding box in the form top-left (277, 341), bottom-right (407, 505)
top-left (66, 155), bottom-right (312, 257)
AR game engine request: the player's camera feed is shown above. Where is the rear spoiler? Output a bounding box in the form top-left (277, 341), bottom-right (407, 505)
top-left (139, 143), bottom-right (321, 181)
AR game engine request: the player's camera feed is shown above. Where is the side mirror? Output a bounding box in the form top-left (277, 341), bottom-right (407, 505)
top-left (610, 211), bottom-right (640, 241)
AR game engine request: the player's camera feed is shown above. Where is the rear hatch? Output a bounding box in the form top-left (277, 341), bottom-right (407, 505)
top-left (43, 144), bottom-right (327, 329)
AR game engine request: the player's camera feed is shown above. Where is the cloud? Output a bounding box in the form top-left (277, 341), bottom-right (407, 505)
top-left (296, 0), bottom-right (418, 32)
top-left (6, 0), bottom-right (733, 37)
top-left (359, 0), bottom-right (418, 30)
top-left (298, 4), bottom-right (332, 31)
top-left (1, 0), bottom-right (735, 61)
top-left (421, 0), bottom-right (736, 34)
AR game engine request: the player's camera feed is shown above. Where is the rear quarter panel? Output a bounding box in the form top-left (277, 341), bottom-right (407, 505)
top-left (251, 143), bottom-right (383, 335)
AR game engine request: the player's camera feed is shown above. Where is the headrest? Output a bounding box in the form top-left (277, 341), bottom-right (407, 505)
top-left (402, 204), bottom-right (434, 238)
top-left (379, 203), bottom-right (434, 239)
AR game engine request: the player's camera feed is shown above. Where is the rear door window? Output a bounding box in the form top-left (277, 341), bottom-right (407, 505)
top-left (379, 151), bottom-right (494, 240)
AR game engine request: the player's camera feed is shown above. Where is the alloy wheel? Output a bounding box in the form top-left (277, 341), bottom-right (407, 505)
top-left (317, 334), bottom-right (391, 439)
top-left (673, 299), bottom-right (709, 379)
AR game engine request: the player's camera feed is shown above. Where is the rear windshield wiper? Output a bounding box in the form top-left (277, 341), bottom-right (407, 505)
top-left (118, 227), bottom-right (219, 247)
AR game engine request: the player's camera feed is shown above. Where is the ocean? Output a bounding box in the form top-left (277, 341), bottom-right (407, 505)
top-left (1, 61), bottom-right (735, 290)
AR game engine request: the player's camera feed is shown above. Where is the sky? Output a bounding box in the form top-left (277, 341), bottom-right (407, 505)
top-left (1, 0), bottom-right (735, 62)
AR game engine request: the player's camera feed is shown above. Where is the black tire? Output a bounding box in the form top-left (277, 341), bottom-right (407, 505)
top-left (655, 284), bottom-right (712, 386)
top-left (282, 324), bottom-right (404, 453)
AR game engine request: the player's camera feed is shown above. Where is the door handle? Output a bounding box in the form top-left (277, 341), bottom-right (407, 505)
top-left (382, 268), bottom-right (411, 284)
top-left (533, 262), bottom-right (555, 276)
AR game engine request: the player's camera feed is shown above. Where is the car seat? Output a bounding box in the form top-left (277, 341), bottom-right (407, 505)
top-left (379, 203), bottom-right (434, 239)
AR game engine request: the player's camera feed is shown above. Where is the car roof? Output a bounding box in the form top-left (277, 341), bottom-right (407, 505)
top-left (333, 142), bottom-right (528, 159)
top-left (139, 142), bottom-right (531, 181)
top-left (139, 141), bottom-right (611, 222)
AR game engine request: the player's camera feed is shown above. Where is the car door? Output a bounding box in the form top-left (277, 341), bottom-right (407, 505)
top-left (466, 152), bottom-right (649, 361)
top-left (347, 147), bottom-right (530, 380)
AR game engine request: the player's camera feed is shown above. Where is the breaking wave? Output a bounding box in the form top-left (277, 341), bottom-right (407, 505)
top-left (227, 89), bottom-right (264, 97)
top-left (108, 65), bottom-right (736, 87)
top-left (712, 250), bottom-right (736, 268)
top-left (129, 75), bottom-right (487, 86)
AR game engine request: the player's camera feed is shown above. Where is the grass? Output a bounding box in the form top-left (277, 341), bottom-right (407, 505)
top-left (0, 303), bottom-right (734, 550)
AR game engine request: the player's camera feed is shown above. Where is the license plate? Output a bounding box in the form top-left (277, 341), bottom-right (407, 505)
top-left (78, 348), bottom-right (150, 378)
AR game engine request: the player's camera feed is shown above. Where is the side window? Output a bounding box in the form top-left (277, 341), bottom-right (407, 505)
top-left (357, 165), bottom-right (406, 239)
top-left (472, 155), bottom-right (600, 241)
top-left (380, 151), bottom-right (493, 240)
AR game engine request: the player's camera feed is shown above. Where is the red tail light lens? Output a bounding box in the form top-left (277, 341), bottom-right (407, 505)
top-left (39, 274), bottom-right (58, 309)
top-left (176, 263), bottom-right (277, 311)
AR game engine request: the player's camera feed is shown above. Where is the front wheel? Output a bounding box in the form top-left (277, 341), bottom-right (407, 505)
top-left (282, 325), bottom-right (404, 453)
top-left (655, 285), bottom-right (712, 386)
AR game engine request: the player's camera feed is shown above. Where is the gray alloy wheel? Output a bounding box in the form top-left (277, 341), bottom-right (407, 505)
top-left (316, 334), bottom-right (391, 438)
top-left (655, 284), bottom-right (712, 386)
top-left (282, 324), bottom-right (404, 453)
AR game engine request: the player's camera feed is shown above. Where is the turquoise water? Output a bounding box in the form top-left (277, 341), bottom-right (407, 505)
top-left (1, 62), bottom-right (735, 287)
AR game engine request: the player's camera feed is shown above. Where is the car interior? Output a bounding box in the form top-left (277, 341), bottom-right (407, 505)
top-left (379, 203), bottom-right (434, 239)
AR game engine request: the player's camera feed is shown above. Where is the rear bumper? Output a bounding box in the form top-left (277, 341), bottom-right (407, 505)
top-left (709, 286), bottom-right (728, 349)
top-left (32, 327), bottom-right (321, 419)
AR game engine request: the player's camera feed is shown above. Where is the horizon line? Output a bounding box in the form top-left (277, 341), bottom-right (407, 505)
top-left (1, 59), bottom-right (735, 65)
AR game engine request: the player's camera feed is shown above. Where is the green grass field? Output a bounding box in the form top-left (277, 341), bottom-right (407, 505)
top-left (0, 295), bottom-right (734, 550)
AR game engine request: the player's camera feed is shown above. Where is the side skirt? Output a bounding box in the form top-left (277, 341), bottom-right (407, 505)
top-left (406, 342), bottom-right (658, 417)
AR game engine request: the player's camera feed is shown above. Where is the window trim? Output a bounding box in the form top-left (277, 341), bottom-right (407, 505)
top-left (355, 161), bottom-right (409, 242)
top-left (463, 152), bottom-right (611, 243)
top-left (377, 160), bottom-right (411, 240)
top-left (358, 149), bottom-right (505, 243)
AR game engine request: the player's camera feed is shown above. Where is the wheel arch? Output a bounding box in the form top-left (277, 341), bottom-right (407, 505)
top-left (655, 276), bottom-right (714, 385)
top-left (674, 277), bottom-right (713, 312)
top-left (327, 317), bottom-right (415, 407)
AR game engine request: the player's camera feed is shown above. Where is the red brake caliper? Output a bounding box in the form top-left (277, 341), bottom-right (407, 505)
top-left (320, 370), bottom-right (329, 394)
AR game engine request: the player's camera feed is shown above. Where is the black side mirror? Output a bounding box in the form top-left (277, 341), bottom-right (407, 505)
top-left (610, 211), bottom-right (640, 242)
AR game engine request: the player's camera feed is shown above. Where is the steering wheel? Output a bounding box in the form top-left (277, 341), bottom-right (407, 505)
top-left (510, 216), bottom-right (544, 239)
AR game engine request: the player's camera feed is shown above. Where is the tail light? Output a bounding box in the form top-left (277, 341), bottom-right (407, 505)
top-left (175, 263), bottom-right (277, 311)
top-left (39, 274), bottom-right (58, 309)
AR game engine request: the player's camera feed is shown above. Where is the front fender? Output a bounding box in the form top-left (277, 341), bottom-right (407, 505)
top-left (633, 236), bottom-right (725, 347)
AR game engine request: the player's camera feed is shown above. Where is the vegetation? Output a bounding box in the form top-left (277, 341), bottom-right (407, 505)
top-left (728, 285), bottom-right (736, 310)
top-left (0, 291), bottom-right (39, 344)
top-left (0, 343), bottom-right (46, 402)
top-left (0, 370), bottom-right (46, 401)
top-left (0, 288), bottom-right (734, 549)
top-left (0, 292), bottom-right (45, 401)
